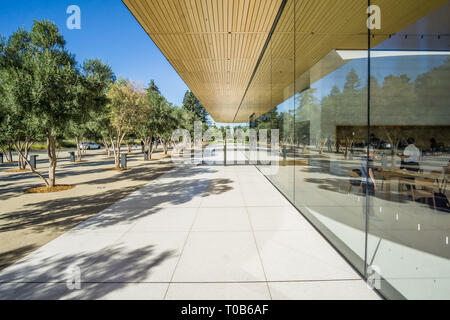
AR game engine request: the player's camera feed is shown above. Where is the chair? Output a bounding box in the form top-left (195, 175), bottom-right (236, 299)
top-left (398, 177), bottom-right (414, 193)
top-left (348, 170), bottom-right (363, 194)
top-left (375, 169), bottom-right (385, 191)
top-left (441, 164), bottom-right (450, 193)
top-left (409, 177), bottom-right (437, 210)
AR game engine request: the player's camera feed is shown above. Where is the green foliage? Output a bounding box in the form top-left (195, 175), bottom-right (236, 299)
top-left (343, 68), bottom-right (361, 92)
top-left (0, 20), bottom-right (82, 139)
top-left (147, 79), bottom-right (160, 95)
top-left (66, 58), bottom-right (115, 150)
top-left (0, 20), bottom-right (115, 185)
top-left (256, 57), bottom-right (450, 151)
top-left (182, 90), bottom-right (209, 124)
top-left (105, 79), bottom-right (141, 138)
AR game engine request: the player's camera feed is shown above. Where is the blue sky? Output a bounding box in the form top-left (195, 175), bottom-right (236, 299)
top-left (4, 1), bottom-right (445, 126)
top-left (0, 0), bottom-right (189, 107)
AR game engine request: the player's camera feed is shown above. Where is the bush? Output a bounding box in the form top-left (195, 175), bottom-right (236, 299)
top-left (29, 140), bottom-right (77, 150)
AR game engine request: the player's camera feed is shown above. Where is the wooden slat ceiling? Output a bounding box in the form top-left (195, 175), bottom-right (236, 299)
top-left (122, 0), bottom-right (283, 123)
top-left (123, 0), bottom-right (447, 123)
top-left (234, 0), bottom-right (448, 122)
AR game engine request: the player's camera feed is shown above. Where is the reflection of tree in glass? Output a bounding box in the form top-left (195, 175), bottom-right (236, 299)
top-left (254, 57), bottom-right (450, 153)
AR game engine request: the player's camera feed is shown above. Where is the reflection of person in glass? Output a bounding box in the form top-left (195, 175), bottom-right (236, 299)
top-left (361, 146), bottom-right (378, 195)
top-left (398, 137), bottom-right (421, 172)
top-left (370, 133), bottom-right (381, 149)
top-left (398, 137), bottom-right (421, 191)
top-left (361, 146), bottom-right (379, 220)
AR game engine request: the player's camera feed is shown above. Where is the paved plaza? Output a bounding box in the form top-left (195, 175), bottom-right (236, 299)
top-left (0, 164), bottom-right (379, 300)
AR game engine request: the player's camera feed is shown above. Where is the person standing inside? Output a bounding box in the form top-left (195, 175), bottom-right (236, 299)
top-left (361, 146), bottom-right (378, 195)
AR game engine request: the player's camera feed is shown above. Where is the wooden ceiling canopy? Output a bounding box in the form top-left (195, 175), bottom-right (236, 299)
top-left (122, 0), bottom-right (283, 123)
top-left (234, 0), bottom-right (448, 122)
top-left (123, 0), bottom-right (447, 123)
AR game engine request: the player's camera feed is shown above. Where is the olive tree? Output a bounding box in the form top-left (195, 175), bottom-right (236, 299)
top-left (0, 20), bottom-right (103, 187)
top-left (103, 79), bottom-right (141, 168)
top-left (0, 29), bottom-right (42, 169)
top-left (135, 86), bottom-right (170, 160)
top-left (67, 59), bottom-right (115, 161)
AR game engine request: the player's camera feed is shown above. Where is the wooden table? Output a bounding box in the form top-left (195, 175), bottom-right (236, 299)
top-left (376, 168), bottom-right (444, 200)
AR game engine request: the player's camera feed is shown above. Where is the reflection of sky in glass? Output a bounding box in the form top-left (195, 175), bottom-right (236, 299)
top-left (274, 55), bottom-right (448, 114)
top-left (276, 96), bottom-right (295, 115)
top-left (310, 56), bottom-right (448, 100)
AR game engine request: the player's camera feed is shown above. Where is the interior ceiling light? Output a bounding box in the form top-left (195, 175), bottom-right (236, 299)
top-left (336, 49), bottom-right (450, 60)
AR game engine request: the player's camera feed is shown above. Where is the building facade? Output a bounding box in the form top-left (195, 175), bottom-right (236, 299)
top-left (125, 0), bottom-right (450, 299)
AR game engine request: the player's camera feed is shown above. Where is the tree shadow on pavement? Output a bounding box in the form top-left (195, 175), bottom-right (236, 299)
top-left (0, 244), bottom-right (175, 300)
top-left (0, 165), bottom-right (235, 272)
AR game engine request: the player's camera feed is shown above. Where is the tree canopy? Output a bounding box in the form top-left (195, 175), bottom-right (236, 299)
top-left (182, 90), bottom-right (209, 124)
top-left (0, 19), bottom-right (114, 186)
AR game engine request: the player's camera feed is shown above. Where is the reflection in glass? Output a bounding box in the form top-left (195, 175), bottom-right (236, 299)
top-left (237, 0), bottom-right (449, 299)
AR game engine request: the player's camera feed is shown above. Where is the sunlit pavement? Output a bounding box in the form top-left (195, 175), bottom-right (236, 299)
top-left (0, 162), bottom-right (380, 300)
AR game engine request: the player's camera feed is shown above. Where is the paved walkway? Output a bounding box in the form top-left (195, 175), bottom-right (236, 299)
top-left (0, 165), bottom-right (380, 300)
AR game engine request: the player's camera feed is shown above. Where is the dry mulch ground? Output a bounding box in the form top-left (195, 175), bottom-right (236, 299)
top-left (0, 149), bottom-right (174, 271)
top-left (4, 169), bottom-right (31, 173)
top-left (25, 185), bottom-right (76, 194)
top-left (104, 167), bottom-right (131, 171)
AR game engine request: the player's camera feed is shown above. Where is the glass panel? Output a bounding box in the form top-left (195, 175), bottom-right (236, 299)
top-left (293, 0), bottom-right (369, 275)
top-left (238, 0), bottom-right (295, 202)
top-left (367, 1), bottom-right (450, 299)
top-left (263, 0), bottom-right (295, 201)
top-left (236, 0), bottom-right (450, 299)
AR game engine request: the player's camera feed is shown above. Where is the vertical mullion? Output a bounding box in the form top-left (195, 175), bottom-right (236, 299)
top-left (364, 0), bottom-right (372, 281)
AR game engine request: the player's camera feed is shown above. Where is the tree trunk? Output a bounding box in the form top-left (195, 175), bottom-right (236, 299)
top-left (103, 138), bottom-right (111, 156)
top-left (144, 135), bottom-right (153, 160)
top-left (0, 144), bottom-right (13, 162)
top-left (144, 141), bottom-right (150, 160)
top-left (75, 136), bottom-right (82, 161)
top-left (162, 140), bottom-right (168, 155)
top-left (7, 144), bottom-right (13, 162)
top-left (18, 153), bottom-right (24, 169)
top-left (14, 140), bottom-right (49, 187)
top-left (114, 153), bottom-right (120, 168)
top-left (15, 141), bottom-right (28, 170)
top-left (111, 137), bottom-right (120, 168)
top-left (23, 141), bottom-right (31, 169)
top-left (47, 135), bottom-right (57, 188)
top-left (112, 133), bottom-right (126, 168)
top-left (149, 139), bottom-right (154, 160)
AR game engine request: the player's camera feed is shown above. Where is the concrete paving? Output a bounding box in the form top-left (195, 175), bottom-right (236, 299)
top-left (0, 164), bottom-right (380, 300)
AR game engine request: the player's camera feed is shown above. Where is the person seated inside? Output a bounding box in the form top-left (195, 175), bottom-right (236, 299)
top-left (430, 138), bottom-right (438, 155)
top-left (398, 137), bottom-right (421, 190)
top-left (370, 133), bottom-right (381, 149)
top-left (398, 137), bottom-right (421, 172)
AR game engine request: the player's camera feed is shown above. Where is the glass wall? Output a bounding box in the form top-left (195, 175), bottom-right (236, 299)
top-left (238, 0), bottom-right (450, 299)
top-left (367, 1), bottom-right (450, 299)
